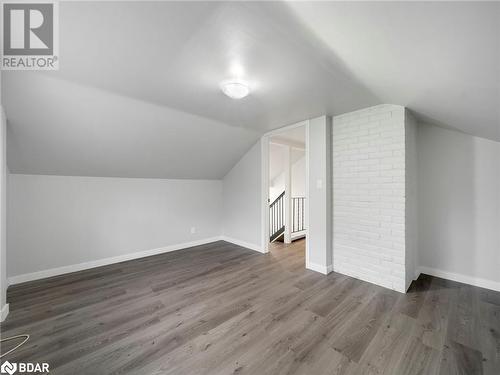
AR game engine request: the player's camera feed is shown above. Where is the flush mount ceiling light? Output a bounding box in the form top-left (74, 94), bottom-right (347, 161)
top-left (220, 80), bottom-right (250, 99)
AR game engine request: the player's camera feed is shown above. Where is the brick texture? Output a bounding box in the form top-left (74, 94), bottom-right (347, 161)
top-left (332, 104), bottom-right (410, 292)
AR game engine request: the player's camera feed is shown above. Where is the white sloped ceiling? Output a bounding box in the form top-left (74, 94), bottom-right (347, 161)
top-left (2, 1), bottom-right (498, 179)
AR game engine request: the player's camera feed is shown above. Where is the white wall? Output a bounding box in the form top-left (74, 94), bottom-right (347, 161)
top-left (307, 116), bottom-right (332, 274)
top-left (269, 153), bottom-right (306, 202)
top-left (291, 156), bottom-right (306, 197)
top-left (6, 111), bottom-right (498, 296)
top-left (417, 123), bottom-right (500, 290)
top-left (5, 73), bottom-right (260, 180)
top-left (222, 141), bottom-right (262, 251)
top-left (405, 111), bottom-right (418, 289)
top-left (8, 175), bottom-right (223, 282)
top-left (333, 104), bottom-right (408, 292)
top-left (0, 105), bottom-right (8, 321)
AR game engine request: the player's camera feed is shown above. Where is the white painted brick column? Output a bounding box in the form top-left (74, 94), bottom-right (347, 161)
top-left (332, 104), bottom-right (415, 293)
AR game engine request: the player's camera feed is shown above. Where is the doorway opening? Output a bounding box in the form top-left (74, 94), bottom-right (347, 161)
top-left (265, 124), bottom-right (307, 251)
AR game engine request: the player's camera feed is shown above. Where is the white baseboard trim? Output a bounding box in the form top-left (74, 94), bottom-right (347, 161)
top-left (414, 269), bottom-right (421, 281)
top-left (291, 231), bottom-right (306, 241)
top-left (8, 237), bottom-right (222, 285)
top-left (1, 303), bottom-right (9, 322)
top-left (220, 236), bottom-right (264, 253)
top-left (419, 266), bottom-right (500, 292)
top-left (306, 261), bottom-right (333, 275)
top-left (405, 269), bottom-right (422, 291)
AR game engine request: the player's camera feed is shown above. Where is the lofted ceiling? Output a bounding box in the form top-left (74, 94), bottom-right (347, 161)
top-left (2, 1), bottom-right (499, 179)
top-left (4, 72), bottom-right (259, 179)
top-left (288, 1), bottom-right (500, 141)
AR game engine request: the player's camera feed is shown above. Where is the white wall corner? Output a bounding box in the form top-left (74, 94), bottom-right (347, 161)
top-left (414, 269), bottom-right (421, 281)
top-left (0, 105), bottom-right (7, 314)
top-left (0, 303), bottom-right (9, 322)
top-left (394, 282), bottom-right (408, 294)
top-left (220, 236), bottom-right (265, 254)
top-left (306, 261), bottom-right (333, 275)
top-left (404, 108), bottom-right (418, 292)
top-left (418, 266), bottom-right (500, 293)
top-left (283, 145), bottom-right (292, 244)
top-left (260, 137), bottom-right (270, 254)
top-left (222, 140), bottom-right (262, 253)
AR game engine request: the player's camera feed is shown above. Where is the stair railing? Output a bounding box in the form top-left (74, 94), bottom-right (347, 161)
top-left (291, 197), bottom-right (306, 233)
top-left (269, 191), bottom-right (285, 242)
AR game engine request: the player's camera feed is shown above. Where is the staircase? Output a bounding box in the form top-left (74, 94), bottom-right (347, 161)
top-left (269, 191), bottom-right (285, 242)
top-left (269, 192), bottom-right (306, 242)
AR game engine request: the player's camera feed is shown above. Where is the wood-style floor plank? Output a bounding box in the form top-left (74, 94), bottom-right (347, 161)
top-left (330, 289), bottom-right (397, 362)
top-left (439, 340), bottom-right (483, 375)
top-left (1, 239), bottom-right (498, 375)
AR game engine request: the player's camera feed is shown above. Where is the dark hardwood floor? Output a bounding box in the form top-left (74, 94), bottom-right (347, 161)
top-left (1, 239), bottom-right (499, 374)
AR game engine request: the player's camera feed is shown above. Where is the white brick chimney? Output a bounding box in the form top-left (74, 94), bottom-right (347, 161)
top-left (332, 104), bottom-right (417, 293)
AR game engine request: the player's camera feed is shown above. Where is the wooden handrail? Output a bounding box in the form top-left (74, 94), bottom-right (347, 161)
top-left (269, 191), bottom-right (285, 207)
